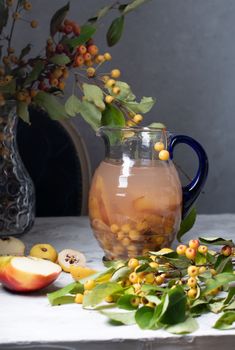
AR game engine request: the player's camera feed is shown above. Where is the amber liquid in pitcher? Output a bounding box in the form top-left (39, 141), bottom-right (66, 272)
top-left (89, 159), bottom-right (182, 259)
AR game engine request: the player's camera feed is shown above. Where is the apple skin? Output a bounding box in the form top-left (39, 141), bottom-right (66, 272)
top-left (0, 256), bottom-right (61, 292)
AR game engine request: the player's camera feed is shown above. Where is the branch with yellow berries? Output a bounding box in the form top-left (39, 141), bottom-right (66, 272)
top-left (0, 0), bottom-right (153, 124)
top-left (48, 236), bottom-right (235, 334)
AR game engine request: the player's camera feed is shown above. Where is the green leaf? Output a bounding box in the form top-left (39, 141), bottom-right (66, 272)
top-left (145, 295), bottom-right (161, 305)
top-left (165, 317), bottom-right (199, 334)
top-left (65, 25), bottom-right (96, 49)
top-left (103, 259), bottom-right (126, 269)
top-left (19, 44), bottom-right (31, 61)
top-left (0, 79), bottom-right (16, 94)
top-left (107, 16), bottom-right (125, 47)
top-left (88, 4), bottom-right (113, 23)
top-left (117, 294), bottom-right (140, 310)
top-left (208, 301), bottom-right (225, 314)
top-left (65, 94), bottom-right (81, 117)
top-left (199, 237), bottom-right (234, 247)
top-left (0, 0), bottom-right (8, 35)
top-left (177, 207), bottom-right (197, 242)
top-left (101, 103), bottom-right (125, 127)
top-left (158, 286), bottom-right (187, 325)
top-left (135, 306), bottom-right (155, 329)
top-left (215, 255), bottom-right (233, 274)
top-left (148, 122), bottom-right (166, 129)
top-left (79, 267), bottom-right (115, 284)
top-left (34, 91), bottom-right (68, 120)
top-left (83, 83), bottom-right (105, 110)
top-left (47, 282), bottom-right (84, 306)
top-left (122, 0), bottom-right (151, 15)
top-left (190, 299), bottom-right (209, 316)
top-left (113, 81), bottom-right (135, 101)
top-left (100, 310), bottom-right (136, 325)
top-left (50, 2), bottom-right (70, 37)
top-left (17, 101), bottom-right (30, 124)
top-left (123, 96), bottom-right (156, 114)
top-left (79, 100), bottom-right (102, 131)
top-left (50, 54), bottom-right (70, 65)
top-left (110, 266), bottom-right (131, 282)
top-left (213, 311), bottom-right (235, 330)
top-left (48, 295), bottom-right (75, 306)
top-left (224, 287), bottom-right (235, 305)
top-left (203, 273), bottom-right (235, 295)
top-left (224, 300), bottom-right (235, 311)
top-left (195, 251), bottom-right (207, 265)
top-left (24, 60), bottom-right (45, 86)
top-left (83, 282), bottom-right (123, 307)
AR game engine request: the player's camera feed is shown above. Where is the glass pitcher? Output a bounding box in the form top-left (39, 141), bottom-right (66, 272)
top-left (89, 127), bottom-right (208, 260)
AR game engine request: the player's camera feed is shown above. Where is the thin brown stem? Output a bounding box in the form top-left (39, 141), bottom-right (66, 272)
top-left (8, 0), bottom-right (20, 50)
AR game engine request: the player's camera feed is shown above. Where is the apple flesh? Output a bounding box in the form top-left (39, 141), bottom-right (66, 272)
top-left (0, 256), bottom-right (61, 292)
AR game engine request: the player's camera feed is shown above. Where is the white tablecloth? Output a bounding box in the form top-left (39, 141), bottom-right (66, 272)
top-left (0, 215), bottom-right (235, 349)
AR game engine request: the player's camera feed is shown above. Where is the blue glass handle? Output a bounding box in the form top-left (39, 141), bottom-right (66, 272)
top-left (169, 135), bottom-right (209, 219)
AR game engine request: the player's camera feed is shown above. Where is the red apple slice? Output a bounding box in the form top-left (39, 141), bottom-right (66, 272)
top-left (0, 256), bottom-right (61, 292)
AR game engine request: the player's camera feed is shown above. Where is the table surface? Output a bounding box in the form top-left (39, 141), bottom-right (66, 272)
top-left (1, 215), bottom-right (235, 350)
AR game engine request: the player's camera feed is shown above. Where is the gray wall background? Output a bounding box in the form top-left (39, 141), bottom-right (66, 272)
top-left (13, 0), bottom-right (235, 213)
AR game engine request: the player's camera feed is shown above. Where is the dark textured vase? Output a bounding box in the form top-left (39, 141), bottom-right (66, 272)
top-left (0, 101), bottom-right (35, 236)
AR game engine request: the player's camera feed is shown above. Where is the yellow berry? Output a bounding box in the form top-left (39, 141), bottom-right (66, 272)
top-left (112, 86), bottom-right (120, 95)
top-left (30, 20), bottom-right (38, 28)
top-left (155, 275), bottom-right (164, 285)
top-left (117, 231), bottom-right (125, 241)
top-left (176, 244), bottom-right (187, 255)
top-left (187, 277), bottom-right (197, 288)
top-left (122, 237), bottom-right (131, 246)
top-left (101, 75), bottom-right (109, 83)
top-left (104, 52), bottom-right (112, 61)
top-left (187, 288), bottom-right (197, 299)
top-left (87, 67), bottom-right (96, 77)
top-left (198, 266), bottom-right (206, 274)
top-left (111, 69), bottom-right (121, 78)
top-left (149, 261), bottom-right (158, 269)
top-left (75, 293), bottom-right (84, 304)
top-left (145, 273), bottom-right (155, 284)
top-left (129, 272), bottom-right (138, 284)
top-left (110, 224), bottom-right (119, 233)
top-left (130, 296), bottom-right (140, 307)
top-left (158, 150), bottom-right (170, 161)
top-left (2, 56), bottom-right (10, 65)
top-left (84, 279), bottom-right (96, 290)
top-left (105, 95), bottom-right (114, 104)
top-left (198, 245), bottom-right (208, 254)
top-left (4, 75), bottom-right (13, 83)
top-left (210, 268), bottom-right (217, 276)
top-left (189, 239), bottom-right (200, 249)
top-left (7, 47), bottom-right (14, 54)
top-left (6, 0), bottom-right (14, 6)
top-left (24, 1), bottom-right (32, 10)
top-left (187, 265), bottom-right (199, 277)
top-left (52, 68), bottom-right (63, 79)
top-left (58, 81), bottom-right (65, 90)
top-left (12, 12), bottom-right (20, 20)
top-left (129, 229), bottom-right (141, 241)
top-left (121, 224), bottom-right (131, 234)
top-left (133, 114), bottom-right (143, 124)
top-left (105, 295), bottom-right (114, 303)
top-left (185, 247), bottom-right (197, 260)
top-left (96, 55), bottom-right (105, 63)
top-left (128, 258), bottom-right (139, 269)
top-left (105, 79), bottom-right (116, 88)
top-left (154, 142), bottom-right (165, 152)
top-left (126, 120), bottom-right (135, 127)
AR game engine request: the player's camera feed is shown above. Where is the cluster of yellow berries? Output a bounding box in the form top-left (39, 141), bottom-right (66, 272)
top-left (7, 0), bottom-right (38, 28)
top-left (176, 239), bottom-right (208, 260)
top-left (154, 140), bottom-right (170, 161)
